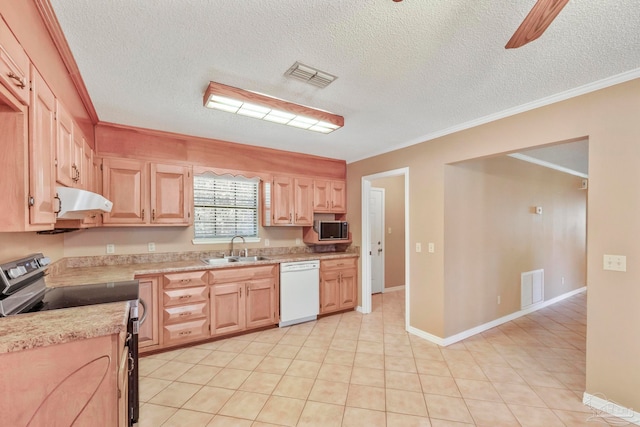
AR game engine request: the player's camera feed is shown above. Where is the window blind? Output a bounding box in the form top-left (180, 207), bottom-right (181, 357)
top-left (193, 173), bottom-right (259, 239)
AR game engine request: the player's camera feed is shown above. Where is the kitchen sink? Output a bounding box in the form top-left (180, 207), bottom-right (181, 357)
top-left (201, 255), bottom-right (269, 265)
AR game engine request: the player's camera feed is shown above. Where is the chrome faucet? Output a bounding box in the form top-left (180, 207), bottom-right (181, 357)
top-left (230, 235), bottom-right (246, 257)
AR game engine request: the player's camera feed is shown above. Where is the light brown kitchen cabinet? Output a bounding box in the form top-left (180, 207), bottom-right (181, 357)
top-left (0, 16), bottom-right (30, 105)
top-left (137, 276), bottom-right (159, 350)
top-left (102, 158), bottom-right (192, 226)
top-left (150, 163), bottom-right (192, 224)
top-left (55, 100), bottom-right (78, 187)
top-left (0, 333), bottom-right (121, 426)
top-left (313, 179), bottom-right (346, 213)
top-left (160, 271), bottom-right (209, 347)
top-left (28, 65), bottom-right (57, 227)
top-left (265, 175), bottom-right (313, 226)
top-left (319, 257), bottom-right (358, 314)
top-left (209, 265), bottom-right (279, 336)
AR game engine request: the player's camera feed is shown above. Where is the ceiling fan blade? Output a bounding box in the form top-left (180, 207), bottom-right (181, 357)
top-left (505, 0), bottom-right (570, 49)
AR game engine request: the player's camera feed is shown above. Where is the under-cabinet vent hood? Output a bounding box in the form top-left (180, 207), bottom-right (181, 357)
top-left (56, 186), bottom-right (113, 220)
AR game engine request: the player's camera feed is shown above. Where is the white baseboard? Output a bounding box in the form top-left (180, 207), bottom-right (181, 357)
top-left (408, 286), bottom-right (587, 347)
top-left (583, 392), bottom-right (640, 425)
top-left (383, 285), bottom-right (405, 293)
top-left (356, 306), bottom-right (365, 313)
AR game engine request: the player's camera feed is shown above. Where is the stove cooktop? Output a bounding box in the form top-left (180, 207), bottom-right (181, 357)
top-left (28, 280), bottom-right (139, 313)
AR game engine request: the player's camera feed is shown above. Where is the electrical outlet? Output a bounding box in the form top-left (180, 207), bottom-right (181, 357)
top-left (497, 295), bottom-right (501, 304)
top-left (148, 242), bottom-right (156, 252)
top-left (428, 243), bottom-right (435, 253)
top-left (265, 239), bottom-right (270, 247)
top-left (295, 238), bottom-right (301, 245)
top-left (106, 244), bottom-right (115, 254)
top-left (416, 243), bottom-right (422, 253)
top-left (603, 254), bottom-right (626, 272)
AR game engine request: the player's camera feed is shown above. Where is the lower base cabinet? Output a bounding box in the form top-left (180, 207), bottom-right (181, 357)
top-left (138, 264), bottom-right (280, 352)
top-left (0, 333), bottom-right (125, 426)
top-left (320, 257), bottom-right (358, 314)
top-left (209, 265), bottom-right (279, 337)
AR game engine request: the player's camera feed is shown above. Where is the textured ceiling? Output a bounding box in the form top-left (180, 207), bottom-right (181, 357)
top-left (48, 0), bottom-right (640, 163)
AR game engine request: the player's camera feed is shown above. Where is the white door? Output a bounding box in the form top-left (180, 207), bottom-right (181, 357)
top-left (369, 188), bottom-right (384, 294)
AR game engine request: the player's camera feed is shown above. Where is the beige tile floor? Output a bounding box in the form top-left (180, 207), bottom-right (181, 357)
top-left (138, 290), bottom-right (623, 426)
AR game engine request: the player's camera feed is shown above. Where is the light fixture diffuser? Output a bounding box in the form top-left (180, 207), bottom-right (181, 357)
top-left (203, 81), bottom-right (343, 133)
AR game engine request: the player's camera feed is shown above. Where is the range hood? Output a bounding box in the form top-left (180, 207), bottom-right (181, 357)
top-left (56, 186), bottom-right (113, 220)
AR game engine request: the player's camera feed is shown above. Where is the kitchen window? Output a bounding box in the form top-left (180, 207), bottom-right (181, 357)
top-left (193, 173), bottom-right (259, 242)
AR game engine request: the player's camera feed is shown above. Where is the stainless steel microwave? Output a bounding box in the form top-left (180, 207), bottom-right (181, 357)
top-left (314, 221), bottom-right (349, 240)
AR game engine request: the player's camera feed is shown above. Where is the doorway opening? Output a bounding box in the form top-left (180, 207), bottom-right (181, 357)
top-left (361, 167), bottom-right (410, 330)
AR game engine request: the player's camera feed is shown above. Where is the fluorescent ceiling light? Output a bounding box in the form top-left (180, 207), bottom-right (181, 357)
top-left (203, 81), bottom-right (344, 133)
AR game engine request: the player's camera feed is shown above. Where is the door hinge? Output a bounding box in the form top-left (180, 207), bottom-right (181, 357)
top-left (117, 388), bottom-right (121, 399)
top-left (100, 163), bottom-right (103, 171)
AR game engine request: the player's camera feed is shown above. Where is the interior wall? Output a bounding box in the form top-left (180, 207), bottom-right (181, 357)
top-left (346, 77), bottom-right (640, 411)
top-left (371, 176), bottom-right (406, 289)
top-left (62, 224), bottom-right (303, 257)
top-left (0, 233), bottom-right (64, 264)
top-left (443, 156), bottom-right (586, 336)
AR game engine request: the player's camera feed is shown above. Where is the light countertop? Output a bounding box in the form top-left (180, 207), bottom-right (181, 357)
top-left (0, 251), bottom-right (358, 354)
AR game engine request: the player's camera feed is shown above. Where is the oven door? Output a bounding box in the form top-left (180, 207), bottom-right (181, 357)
top-left (127, 301), bottom-right (139, 426)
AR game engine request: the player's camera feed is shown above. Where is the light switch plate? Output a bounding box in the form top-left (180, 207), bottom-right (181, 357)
top-left (106, 244), bottom-right (115, 254)
top-left (428, 243), bottom-right (435, 253)
top-left (148, 242), bottom-right (156, 252)
top-left (416, 243), bottom-right (422, 253)
top-left (603, 254), bottom-right (626, 272)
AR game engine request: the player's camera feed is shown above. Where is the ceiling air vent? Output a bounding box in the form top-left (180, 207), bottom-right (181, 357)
top-left (284, 62), bottom-right (337, 88)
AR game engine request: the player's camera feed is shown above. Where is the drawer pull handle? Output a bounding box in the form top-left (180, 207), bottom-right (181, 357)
top-left (179, 295), bottom-right (192, 300)
top-left (179, 312), bottom-right (191, 317)
top-left (7, 72), bottom-right (25, 89)
top-left (180, 279), bottom-right (192, 283)
top-left (179, 331), bottom-right (192, 336)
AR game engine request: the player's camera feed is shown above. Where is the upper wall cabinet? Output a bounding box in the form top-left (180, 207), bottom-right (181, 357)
top-left (102, 158), bottom-right (192, 226)
top-left (313, 179), bottom-right (346, 213)
top-left (263, 176), bottom-right (313, 226)
top-left (0, 16), bottom-right (29, 106)
top-left (28, 66), bottom-right (57, 227)
top-left (55, 100), bottom-right (88, 188)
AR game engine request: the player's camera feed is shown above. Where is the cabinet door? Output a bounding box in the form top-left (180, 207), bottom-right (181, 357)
top-left (339, 268), bottom-right (357, 309)
top-left (138, 277), bottom-right (159, 349)
top-left (28, 66), bottom-right (56, 226)
top-left (246, 278), bottom-right (277, 329)
top-left (55, 100), bottom-right (74, 187)
top-left (102, 158), bottom-right (147, 224)
top-left (330, 180), bottom-right (346, 213)
top-left (313, 179), bottom-right (331, 212)
top-left (0, 16), bottom-right (30, 105)
top-left (271, 176), bottom-right (293, 224)
top-left (150, 163), bottom-right (192, 225)
top-left (320, 270), bottom-right (340, 313)
top-left (293, 177), bottom-right (313, 225)
top-left (211, 283), bottom-right (245, 335)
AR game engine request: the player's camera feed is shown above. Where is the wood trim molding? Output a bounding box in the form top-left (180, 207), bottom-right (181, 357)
top-left (34, 0), bottom-right (98, 123)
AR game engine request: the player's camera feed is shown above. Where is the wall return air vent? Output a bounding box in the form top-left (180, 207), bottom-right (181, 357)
top-left (285, 62), bottom-right (337, 88)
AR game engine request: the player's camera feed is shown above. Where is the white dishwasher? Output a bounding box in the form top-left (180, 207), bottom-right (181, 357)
top-left (279, 260), bottom-right (320, 327)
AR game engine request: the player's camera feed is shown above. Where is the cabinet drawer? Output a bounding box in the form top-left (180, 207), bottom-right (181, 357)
top-left (162, 286), bottom-right (208, 307)
top-left (162, 302), bottom-right (207, 325)
top-left (208, 265), bottom-right (278, 284)
top-left (162, 270), bottom-right (208, 288)
top-left (0, 17), bottom-right (29, 105)
top-left (321, 257), bottom-right (357, 270)
top-left (162, 318), bottom-right (209, 344)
